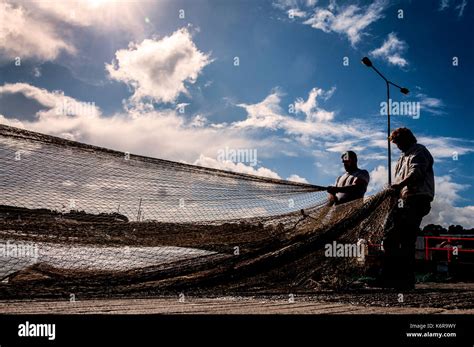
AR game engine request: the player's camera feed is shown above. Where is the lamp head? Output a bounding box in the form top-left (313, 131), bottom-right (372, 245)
top-left (400, 87), bottom-right (409, 95)
top-left (361, 57), bottom-right (372, 67)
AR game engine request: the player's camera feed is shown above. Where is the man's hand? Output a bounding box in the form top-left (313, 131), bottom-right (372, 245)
top-left (391, 183), bottom-right (402, 191)
top-left (327, 193), bottom-right (337, 206)
top-left (327, 186), bottom-right (339, 194)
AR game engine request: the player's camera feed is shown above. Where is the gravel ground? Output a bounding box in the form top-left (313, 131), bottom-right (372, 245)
top-left (1, 283), bottom-right (473, 314)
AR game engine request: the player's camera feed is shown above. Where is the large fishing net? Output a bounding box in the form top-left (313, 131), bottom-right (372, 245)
top-left (0, 124), bottom-right (396, 298)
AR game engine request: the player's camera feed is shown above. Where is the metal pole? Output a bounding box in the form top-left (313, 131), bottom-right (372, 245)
top-left (386, 81), bottom-right (392, 185)
top-left (363, 58), bottom-right (407, 185)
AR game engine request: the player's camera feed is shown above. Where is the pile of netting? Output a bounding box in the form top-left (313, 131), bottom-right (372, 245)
top-left (0, 124), bottom-right (396, 298)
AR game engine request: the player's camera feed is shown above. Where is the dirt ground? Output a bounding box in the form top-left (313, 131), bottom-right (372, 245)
top-left (1, 282), bottom-right (473, 315)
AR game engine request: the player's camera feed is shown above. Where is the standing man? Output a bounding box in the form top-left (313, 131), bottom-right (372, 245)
top-left (327, 151), bottom-right (370, 205)
top-left (384, 127), bottom-right (435, 289)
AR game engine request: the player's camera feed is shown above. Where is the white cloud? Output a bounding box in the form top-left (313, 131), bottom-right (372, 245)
top-left (233, 87), bottom-right (364, 141)
top-left (285, 118), bottom-right (365, 139)
top-left (0, 83), bottom-right (273, 167)
top-left (368, 133), bottom-right (473, 160)
top-left (423, 175), bottom-right (474, 227)
top-left (273, 0), bottom-right (317, 10)
top-left (325, 140), bottom-right (365, 153)
top-left (455, 0), bottom-right (467, 16)
top-left (415, 93), bottom-right (446, 115)
top-left (370, 32), bottom-right (408, 67)
top-left (106, 28), bottom-right (213, 104)
top-left (234, 90), bottom-right (287, 130)
top-left (0, 114), bottom-right (22, 128)
top-left (417, 136), bottom-right (473, 159)
top-left (439, 0), bottom-right (450, 10)
top-left (273, 0), bottom-right (296, 9)
top-left (367, 166), bottom-right (474, 227)
top-left (25, 0), bottom-right (149, 32)
top-left (367, 165), bottom-right (389, 193)
top-left (0, 82), bottom-right (101, 119)
top-left (190, 114), bottom-right (208, 128)
top-left (438, 0), bottom-right (467, 16)
top-left (193, 155), bottom-right (281, 179)
top-left (287, 174), bottom-right (309, 183)
top-left (302, 0), bottom-right (387, 46)
top-left (294, 87), bottom-right (336, 121)
top-left (419, 97), bottom-right (443, 108)
top-left (0, 0), bottom-right (153, 62)
top-left (288, 8), bottom-right (308, 18)
top-left (0, 1), bottom-right (76, 61)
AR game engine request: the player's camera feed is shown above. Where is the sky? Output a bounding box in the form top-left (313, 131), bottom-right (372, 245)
top-left (0, 0), bottom-right (473, 227)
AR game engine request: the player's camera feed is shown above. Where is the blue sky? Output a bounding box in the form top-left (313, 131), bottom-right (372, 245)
top-left (0, 0), bottom-right (472, 226)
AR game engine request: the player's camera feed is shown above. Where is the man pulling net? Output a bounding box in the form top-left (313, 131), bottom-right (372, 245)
top-left (326, 151), bottom-right (370, 206)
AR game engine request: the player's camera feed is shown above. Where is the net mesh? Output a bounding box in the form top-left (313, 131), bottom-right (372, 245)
top-left (0, 124), bottom-right (396, 298)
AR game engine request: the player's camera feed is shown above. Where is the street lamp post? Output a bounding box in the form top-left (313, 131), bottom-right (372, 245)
top-left (361, 57), bottom-right (409, 185)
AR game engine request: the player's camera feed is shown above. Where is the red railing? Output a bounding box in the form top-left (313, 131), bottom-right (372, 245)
top-left (424, 236), bottom-right (474, 263)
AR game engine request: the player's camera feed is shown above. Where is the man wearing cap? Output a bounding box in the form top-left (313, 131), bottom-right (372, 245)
top-left (327, 151), bottom-right (370, 205)
top-left (383, 127), bottom-right (435, 289)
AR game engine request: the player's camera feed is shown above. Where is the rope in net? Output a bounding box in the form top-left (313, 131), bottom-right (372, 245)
top-left (0, 124), bottom-right (396, 298)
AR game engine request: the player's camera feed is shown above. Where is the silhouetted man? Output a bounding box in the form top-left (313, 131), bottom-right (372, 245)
top-left (327, 151), bottom-right (370, 205)
top-left (383, 127), bottom-right (435, 289)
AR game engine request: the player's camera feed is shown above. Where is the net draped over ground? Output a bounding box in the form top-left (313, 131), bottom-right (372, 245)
top-left (0, 124), bottom-right (396, 298)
